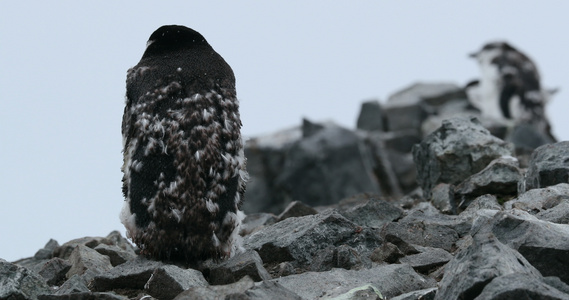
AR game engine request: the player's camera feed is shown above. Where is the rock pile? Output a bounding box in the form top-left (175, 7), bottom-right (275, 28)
top-left (2, 82), bottom-right (568, 299)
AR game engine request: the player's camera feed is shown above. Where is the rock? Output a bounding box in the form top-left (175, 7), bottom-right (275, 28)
top-left (504, 183), bottom-right (569, 213)
top-left (435, 232), bottom-right (543, 300)
top-left (454, 156), bottom-right (522, 210)
top-left (66, 245), bottom-right (113, 283)
top-left (430, 183), bottom-right (454, 214)
top-left (301, 118), bottom-right (326, 138)
top-left (474, 273), bottom-right (569, 300)
top-left (271, 264), bottom-right (435, 299)
top-left (244, 210), bottom-right (381, 266)
top-left (54, 274), bottom-right (90, 295)
top-left (461, 194), bottom-right (502, 214)
top-left (34, 239), bottom-right (60, 260)
top-left (173, 276), bottom-right (254, 300)
top-left (525, 141), bottom-right (569, 191)
top-left (38, 257), bottom-right (71, 286)
top-left (0, 258), bottom-right (51, 300)
top-left (309, 245), bottom-right (362, 272)
top-left (327, 284), bottom-right (384, 300)
top-left (362, 133), bottom-right (406, 197)
top-left (276, 201), bottom-right (318, 222)
top-left (54, 237), bottom-right (108, 260)
top-left (94, 244), bottom-right (136, 267)
top-left (38, 292), bottom-right (129, 300)
top-left (357, 100), bottom-right (385, 132)
top-left (412, 117), bottom-right (513, 199)
top-left (370, 242), bottom-right (405, 264)
top-left (90, 257), bottom-right (207, 297)
top-left (506, 123), bottom-right (556, 152)
top-left (274, 124), bottom-right (381, 207)
top-left (382, 217), bottom-right (460, 252)
top-left (237, 281), bottom-right (302, 300)
top-left (536, 199), bottom-right (569, 224)
top-left (398, 247), bottom-right (453, 274)
top-left (390, 288), bottom-right (437, 300)
top-left (338, 194), bottom-right (403, 228)
top-left (205, 250), bottom-right (271, 285)
top-left (239, 213), bottom-right (277, 236)
top-left (483, 210), bottom-right (569, 284)
top-left (144, 265), bottom-right (209, 300)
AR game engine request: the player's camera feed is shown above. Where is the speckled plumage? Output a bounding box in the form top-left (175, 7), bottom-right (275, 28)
top-left (120, 25), bottom-right (247, 263)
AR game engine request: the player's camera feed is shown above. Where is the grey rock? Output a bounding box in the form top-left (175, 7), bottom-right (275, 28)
top-left (505, 183), bottom-right (569, 213)
top-left (272, 264), bottom-right (435, 299)
top-left (412, 117), bottom-right (513, 199)
top-left (435, 232), bottom-right (543, 300)
top-left (390, 288), bottom-right (437, 300)
top-left (238, 281), bottom-right (302, 300)
top-left (66, 245), bottom-right (113, 283)
top-left (339, 195), bottom-right (403, 228)
top-left (544, 276), bottom-right (569, 295)
top-left (327, 284), bottom-right (384, 300)
top-left (144, 265), bottom-right (208, 300)
top-left (38, 292), bottom-right (129, 300)
top-left (430, 183), bottom-right (454, 214)
top-left (361, 133), bottom-right (405, 197)
top-left (506, 123), bottom-right (556, 152)
top-left (461, 194), bottom-right (502, 215)
top-left (271, 262), bottom-right (296, 277)
top-left (484, 210), bottom-right (569, 284)
top-left (205, 250), bottom-right (271, 285)
top-left (525, 141), bottom-right (569, 191)
top-left (89, 257), bottom-right (167, 291)
top-left (93, 244), bottom-right (136, 267)
top-left (454, 156), bottom-right (522, 210)
top-left (38, 257), bottom-right (71, 286)
top-left (309, 245), bottom-right (362, 272)
top-left (536, 200), bottom-right (569, 224)
top-left (274, 124), bottom-right (381, 207)
top-left (34, 239), bottom-right (60, 260)
top-left (276, 201), bottom-right (318, 222)
top-left (302, 118), bottom-right (326, 138)
top-left (357, 100), bottom-right (385, 132)
top-left (244, 210), bottom-right (380, 266)
top-left (382, 217), bottom-right (460, 252)
top-left (399, 247), bottom-right (453, 274)
top-left (55, 274), bottom-right (89, 295)
top-left (54, 237), bottom-right (108, 260)
top-left (239, 213), bottom-right (277, 236)
top-left (474, 273), bottom-right (569, 300)
top-left (0, 258), bottom-right (51, 300)
top-left (370, 242), bottom-right (404, 264)
top-left (173, 276), bottom-right (254, 300)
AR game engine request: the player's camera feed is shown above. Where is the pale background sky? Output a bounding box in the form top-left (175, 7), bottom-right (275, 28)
top-left (1, 1), bottom-right (568, 261)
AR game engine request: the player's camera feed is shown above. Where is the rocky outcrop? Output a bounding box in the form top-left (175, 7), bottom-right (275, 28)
top-left (2, 82), bottom-right (566, 299)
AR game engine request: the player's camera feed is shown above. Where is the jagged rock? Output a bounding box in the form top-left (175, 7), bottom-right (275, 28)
top-left (271, 262), bottom-right (296, 277)
top-left (357, 100), bottom-right (385, 132)
top-left (309, 245), bottom-right (362, 272)
top-left (34, 239), bottom-right (60, 260)
top-left (0, 259), bottom-right (51, 300)
top-left (461, 194), bottom-right (502, 214)
top-left (104, 231), bottom-right (136, 255)
top-left (412, 117), bottom-right (513, 199)
top-left (338, 195), bottom-right (403, 228)
top-left (370, 242), bottom-right (404, 263)
top-left (239, 213), bottom-right (277, 236)
top-left (475, 273), bottom-right (569, 300)
top-left (536, 199), bottom-right (569, 224)
top-left (430, 183), bottom-right (454, 214)
top-left (544, 276), bottom-right (569, 295)
top-left (382, 214), bottom-right (460, 252)
top-left (525, 141), bottom-right (569, 191)
top-left (384, 82), bottom-right (463, 132)
top-left (504, 183), bottom-right (569, 213)
top-left (244, 210), bottom-right (382, 266)
top-left (38, 257), bottom-right (71, 286)
top-left (454, 156), bottom-right (522, 210)
top-left (271, 264), bottom-right (435, 299)
top-left (390, 288), bottom-right (437, 300)
top-left (90, 257), bottom-right (207, 296)
top-left (94, 244), bottom-right (136, 267)
top-left (327, 284), bottom-right (384, 300)
top-left (435, 232), bottom-right (543, 300)
top-left (205, 250), bottom-right (271, 285)
top-left (482, 210), bottom-right (569, 284)
top-left (274, 124), bottom-right (381, 207)
top-left (398, 247), bottom-right (453, 274)
top-left (66, 245), bottom-right (113, 283)
top-left (237, 281), bottom-right (302, 300)
top-left (54, 274), bottom-right (90, 295)
top-left (38, 292), bottom-right (129, 300)
top-left (54, 237), bottom-right (109, 260)
top-left (360, 134), bottom-right (406, 196)
top-left (276, 201), bottom-right (318, 222)
top-left (144, 265), bottom-right (208, 300)
top-left (173, 276), bottom-right (255, 300)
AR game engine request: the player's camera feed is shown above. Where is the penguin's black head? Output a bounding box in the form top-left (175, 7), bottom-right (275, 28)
top-left (142, 25), bottom-right (209, 58)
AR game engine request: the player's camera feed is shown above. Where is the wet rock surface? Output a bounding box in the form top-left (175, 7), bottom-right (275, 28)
top-left (2, 82), bottom-right (568, 299)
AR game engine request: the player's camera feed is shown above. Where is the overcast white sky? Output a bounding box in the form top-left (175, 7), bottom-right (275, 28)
top-left (1, 1), bottom-right (568, 261)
